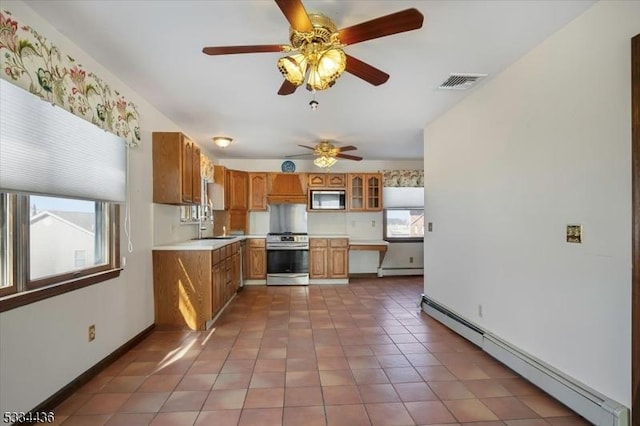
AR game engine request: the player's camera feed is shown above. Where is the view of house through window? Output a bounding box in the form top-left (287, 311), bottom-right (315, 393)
top-left (383, 208), bottom-right (425, 241)
top-left (29, 195), bottom-right (108, 281)
top-left (0, 192), bottom-right (117, 302)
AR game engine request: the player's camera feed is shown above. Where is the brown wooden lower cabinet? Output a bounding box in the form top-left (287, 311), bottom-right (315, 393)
top-left (153, 242), bottom-right (241, 330)
top-left (245, 238), bottom-right (266, 279)
top-left (310, 238), bottom-right (349, 279)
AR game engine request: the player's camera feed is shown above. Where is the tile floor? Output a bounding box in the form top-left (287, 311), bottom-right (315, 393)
top-left (53, 276), bottom-right (590, 425)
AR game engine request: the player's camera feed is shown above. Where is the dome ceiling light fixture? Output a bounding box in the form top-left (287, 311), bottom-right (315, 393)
top-left (202, 0), bottom-right (424, 96)
top-left (213, 136), bottom-right (233, 148)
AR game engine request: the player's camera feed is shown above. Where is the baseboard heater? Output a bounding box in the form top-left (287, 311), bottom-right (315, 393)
top-left (420, 295), bottom-right (629, 426)
top-left (378, 267), bottom-right (424, 277)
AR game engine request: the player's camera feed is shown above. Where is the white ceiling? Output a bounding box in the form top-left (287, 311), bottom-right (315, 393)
top-left (21, 0), bottom-right (596, 162)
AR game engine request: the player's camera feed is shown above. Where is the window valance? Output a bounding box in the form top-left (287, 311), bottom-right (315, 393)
top-left (0, 10), bottom-right (141, 147)
top-left (382, 170), bottom-right (424, 187)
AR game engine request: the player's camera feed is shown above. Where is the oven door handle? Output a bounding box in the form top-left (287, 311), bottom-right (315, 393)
top-left (266, 245), bottom-right (309, 250)
top-left (267, 273), bottom-right (309, 278)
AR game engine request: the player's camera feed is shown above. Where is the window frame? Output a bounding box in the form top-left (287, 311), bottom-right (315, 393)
top-left (0, 193), bottom-right (121, 312)
top-left (383, 207), bottom-right (425, 243)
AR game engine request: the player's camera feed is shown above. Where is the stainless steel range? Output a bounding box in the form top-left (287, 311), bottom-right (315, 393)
top-left (266, 204), bottom-right (309, 285)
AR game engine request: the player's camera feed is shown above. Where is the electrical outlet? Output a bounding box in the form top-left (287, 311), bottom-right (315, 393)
top-left (428, 222), bottom-right (433, 232)
top-left (371, 220), bottom-right (375, 227)
top-left (478, 304), bottom-right (483, 318)
top-left (121, 256), bottom-right (126, 267)
top-left (88, 325), bottom-right (96, 342)
top-left (409, 256), bottom-right (414, 263)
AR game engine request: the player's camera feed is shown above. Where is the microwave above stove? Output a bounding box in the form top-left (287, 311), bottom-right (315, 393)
top-left (309, 190), bottom-right (346, 210)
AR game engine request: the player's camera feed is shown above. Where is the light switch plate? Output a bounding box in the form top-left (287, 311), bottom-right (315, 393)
top-left (566, 224), bottom-right (582, 243)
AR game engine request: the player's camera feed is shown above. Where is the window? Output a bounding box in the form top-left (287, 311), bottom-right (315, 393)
top-left (0, 79), bottom-right (126, 310)
top-left (383, 208), bottom-right (425, 242)
top-left (0, 193), bottom-right (120, 310)
top-left (74, 250), bottom-right (87, 268)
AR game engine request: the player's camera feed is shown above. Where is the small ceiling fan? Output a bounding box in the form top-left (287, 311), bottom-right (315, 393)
top-left (286, 141), bottom-right (363, 167)
top-left (202, 0), bottom-right (424, 95)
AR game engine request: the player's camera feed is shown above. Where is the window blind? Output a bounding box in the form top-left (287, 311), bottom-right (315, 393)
top-left (0, 79), bottom-right (127, 203)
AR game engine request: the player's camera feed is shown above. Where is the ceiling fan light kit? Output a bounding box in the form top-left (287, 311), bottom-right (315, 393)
top-left (213, 136), bottom-right (233, 148)
top-left (287, 140), bottom-right (363, 168)
top-left (314, 155), bottom-right (337, 168)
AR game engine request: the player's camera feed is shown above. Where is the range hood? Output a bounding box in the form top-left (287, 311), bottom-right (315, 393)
top-left (267, 173), bottom-right (307, 204)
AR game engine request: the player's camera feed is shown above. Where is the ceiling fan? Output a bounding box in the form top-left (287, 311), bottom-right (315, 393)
top-left (202, 0), bottom-right (424, 95)
top-left (286, 141), bottom-right (362, 167)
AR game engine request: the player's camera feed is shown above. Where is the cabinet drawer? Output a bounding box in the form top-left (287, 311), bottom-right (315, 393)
top-left (330, 238), bottom-right (349, 248)
top-left (247, 238), bottom-right (265, 248)
top-left (310, 239), bottom-right (328, 247)
top-left (212, 248), bottom-right (221, 265)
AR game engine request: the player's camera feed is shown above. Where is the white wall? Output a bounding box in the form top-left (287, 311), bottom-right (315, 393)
top-left (423, 0), bottom-right (636, 408)
top-left (0, 1), bottom-right (191, 414)
top-left (219, 158), bottom-right (423, 173)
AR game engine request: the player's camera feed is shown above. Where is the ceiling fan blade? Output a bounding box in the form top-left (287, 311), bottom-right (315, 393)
top-left (298, 144), bottom-right (316, 150)
top-left (338, 8), bottom-right (424, 46)
top-left (336, 153), bottom-right (363, 161)
top-left (337, 145), bottom-right (357, 152)
top-left (285, 153), bottom-right (314, 158)
top-left (202, 45), bottom-right (286, 55)
top-left (278, 80), bottom-right (299, 95)
top-left (275, 0), bottom-right (313, 32)
top-left (345, 55), bottom-right (389, 86)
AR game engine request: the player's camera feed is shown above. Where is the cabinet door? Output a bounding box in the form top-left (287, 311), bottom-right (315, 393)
top-left (327, 173), bottom-right (346, 188)
top-left (308, 174), bottom-right (326, 187)
top-left (348, 174), bottom-right (365, 211)
top-left (309, 239), bottom-right (328, 278)
top-left (365, 173), bottom-right (382, 211)
top-left (246, 239), bottom-right (266, 279)
top-left (232, 251), bottom-right (240, 291)
top-left (192, 144), bottom-right (201, 204)
top-left (329, 239), bottom-right (349, 278)
top-left (228, 170), bottom-right (248, 210)
top-left (212, 258), bottom-right (223, 316)
top-left (181, 138), bottom-right (193, 203)
top-left (248, 173), bottom-right (268, 211)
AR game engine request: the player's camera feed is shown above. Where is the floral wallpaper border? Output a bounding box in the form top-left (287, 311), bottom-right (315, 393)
top-left (382, 169), bottom-right (424, 187)
top-left (1, 10), bottom-right (141, 147)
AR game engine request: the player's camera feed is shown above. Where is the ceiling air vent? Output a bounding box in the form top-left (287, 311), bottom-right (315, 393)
top-left (438, 73), bottom-right (487, 90)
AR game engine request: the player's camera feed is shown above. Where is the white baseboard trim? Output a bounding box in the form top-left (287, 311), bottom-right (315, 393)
top-left (421, 295), bottom-right (629, 426)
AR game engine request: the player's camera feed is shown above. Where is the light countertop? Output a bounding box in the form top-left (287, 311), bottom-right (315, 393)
top-left (153, 236), bottom-right (244, 251)
top-left (153, 236), bottom-right (389, 251)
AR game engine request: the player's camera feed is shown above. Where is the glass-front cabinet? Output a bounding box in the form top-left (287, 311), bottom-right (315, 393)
top-left (347, 173), bottom-right (382, 211)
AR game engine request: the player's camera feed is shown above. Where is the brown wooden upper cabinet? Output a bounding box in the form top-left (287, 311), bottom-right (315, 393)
top-left (248, 172), bottom-right (268, 211)
top-left (227, 170), bottom-right (248, 210)
top-left (152, 132), bottom-right (201, 205)
top-left (347, 173), bottom-right (383, 211)
top-left (308, 173), bottom-right (346, 188)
